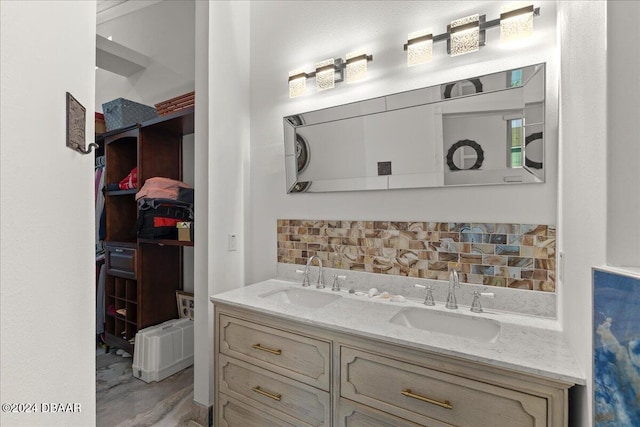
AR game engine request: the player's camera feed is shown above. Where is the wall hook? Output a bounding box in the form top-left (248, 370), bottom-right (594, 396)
top-left (76, 142), bottom-right (99, 155)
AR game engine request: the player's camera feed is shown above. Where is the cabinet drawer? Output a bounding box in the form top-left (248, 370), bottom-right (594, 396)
top-left (105, 245), bottom-right (136, 279)
top-left (338, 398), bottom-right (427, 427)
top-left (218, 393), bottom-right (297, 427)
top-left (341, 347), bottom-right (548, 427)
top-left (219, 355), bottom-right (330, 427)
top-left (218, 314), bottom-right (331, 390)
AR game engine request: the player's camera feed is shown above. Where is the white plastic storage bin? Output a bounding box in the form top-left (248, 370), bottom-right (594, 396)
top-left (132, 318), bottom-right (194, 383)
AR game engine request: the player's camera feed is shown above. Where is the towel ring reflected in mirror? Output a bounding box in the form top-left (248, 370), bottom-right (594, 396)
top-left (296, 134), bottom-right (310, 173)
top-left (525, 132), bottom-right (543, 169)
top-left (443, 78), bottom-right (484, 99)
top-left (446, 139), bottom-right (485, 171)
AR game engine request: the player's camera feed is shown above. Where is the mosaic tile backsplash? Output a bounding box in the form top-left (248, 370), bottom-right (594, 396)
top-left (277, 219), bottom-right (556, 292)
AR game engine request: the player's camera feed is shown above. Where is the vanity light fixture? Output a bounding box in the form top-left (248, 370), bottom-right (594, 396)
top-left (345, 51), bottom-right (372, 83)
top-left (500, 4), bottom-right (535, 41)
top-left (315, 58), bottom-right (340, 90)
top-left (403, 4), bottom-right (539, 65)
top-left (448, 14), bottom-right (483, 57)
top-left (405, 29), bottom-right (433, 66)
top-left (288, 70), bottom-right (307, 98)
top-left (288, 53), bottom-right (372, 97)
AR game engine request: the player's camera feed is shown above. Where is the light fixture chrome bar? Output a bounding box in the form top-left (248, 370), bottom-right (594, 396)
top-left (405, 7), bottom-right (539, 52)
top-left (345, 54), bottom-right (373, 65)
top-left (288, 72), bottom-right (309, 82)
top-left (403, 34), bottom-right (433, 51)
top-left (500, 4), bottom-right (535, 21)
top-left (449, 20), bottom-right (480, 35)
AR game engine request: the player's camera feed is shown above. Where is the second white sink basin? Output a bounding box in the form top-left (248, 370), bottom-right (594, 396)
top-left (259, 287), bottom-right (341, 309)
top-left (389, 307), bottom-right (501, 342)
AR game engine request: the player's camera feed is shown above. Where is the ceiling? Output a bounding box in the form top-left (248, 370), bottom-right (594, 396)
top-left (96, 0), bottom-right (163, 25)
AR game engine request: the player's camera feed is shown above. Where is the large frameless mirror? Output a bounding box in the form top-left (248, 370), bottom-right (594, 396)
top-left (284, 63), bottom-right (546, 193)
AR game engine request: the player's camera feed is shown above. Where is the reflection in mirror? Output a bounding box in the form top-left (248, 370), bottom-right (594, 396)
top-left (284, 63), bottom-right (546, 193)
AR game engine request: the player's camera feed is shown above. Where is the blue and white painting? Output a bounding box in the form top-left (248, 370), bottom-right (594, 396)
top-left (593, 269), bottom-right (640, 426)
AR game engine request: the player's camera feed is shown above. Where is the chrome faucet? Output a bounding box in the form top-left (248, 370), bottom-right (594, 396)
top-left (413, 284), bottom-right (435, 306)
top-left (304, 255), bottom-right (325, 289)
top-left (445, 269), bottom-right (460, 309)
top-left (331, 274), bottom-right (346, 292)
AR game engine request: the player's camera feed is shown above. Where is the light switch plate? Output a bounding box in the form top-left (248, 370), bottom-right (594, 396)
top-left (228, 234), bottom-right (237, 251)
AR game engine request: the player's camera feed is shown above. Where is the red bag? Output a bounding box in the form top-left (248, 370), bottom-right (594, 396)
top-left (119, 167), bottom-right (137, 190)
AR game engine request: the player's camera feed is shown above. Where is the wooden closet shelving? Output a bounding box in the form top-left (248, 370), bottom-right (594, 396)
top-left (99, 107), bottom-right (194, 352)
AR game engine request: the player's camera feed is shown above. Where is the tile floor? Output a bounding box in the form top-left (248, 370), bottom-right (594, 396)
top-left (96, 348), bottom-right (206, 427)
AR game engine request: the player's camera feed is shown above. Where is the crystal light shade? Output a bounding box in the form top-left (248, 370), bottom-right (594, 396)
top-left (346, 51), bottom-right (368, 82)
top-left (315, 58), bottom-right (335, 91)
top-left (407, 30), bottom-right (433, 66)
top-left (450, 14), bottom-right (480, 57)
top-left (500, 5), bottom-right (534, 42)
top-left (288, 70), bottom-right (306, 98)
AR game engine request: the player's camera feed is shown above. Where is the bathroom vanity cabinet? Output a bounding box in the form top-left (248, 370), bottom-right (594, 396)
top-left (214, 302), bottom-right (572, 427)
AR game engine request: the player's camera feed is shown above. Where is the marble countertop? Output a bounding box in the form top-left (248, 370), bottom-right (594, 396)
top-left (210, 279), bottom-right (585, 385)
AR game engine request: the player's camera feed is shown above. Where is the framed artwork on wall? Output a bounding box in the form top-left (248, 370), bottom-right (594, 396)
top-left (593, 268), bottom-right (640, 426)
top-left (176, 291), bottom-right (194, 320)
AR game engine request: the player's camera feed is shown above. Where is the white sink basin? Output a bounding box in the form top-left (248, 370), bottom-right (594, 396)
top-left (389, 307), bottom-right (501, 342)
top-left (259, 287), bottom-right (342, 309)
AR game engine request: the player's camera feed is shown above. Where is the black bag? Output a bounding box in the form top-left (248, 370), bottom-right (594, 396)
top-left (135, 198), bottom-right (193, 239)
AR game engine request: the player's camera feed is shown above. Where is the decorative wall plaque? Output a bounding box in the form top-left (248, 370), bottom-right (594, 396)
top-left (66, 91), bottom-right (99, 155)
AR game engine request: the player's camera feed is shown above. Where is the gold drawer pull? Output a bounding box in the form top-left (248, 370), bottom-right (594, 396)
top-left (252, 386), bottom-right (281, 401)
top-left (252, 343), bottom-right (282, 355)
top-left (401, 389), bottom-right (453, 410)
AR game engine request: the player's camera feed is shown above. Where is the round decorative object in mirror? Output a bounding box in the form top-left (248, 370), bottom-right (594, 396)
top-left (287, 114), bottom-right (305, 126)
top-left (290, 181), bottom-right (311, 193)
top-left (525, 132), bottom-right (543, 169)
top-left (443, 78), bottom-right (483, 99)
top-left (446, 139), bottom-right (485, 171)
top-left (296, 134), bottom-right (310, 173)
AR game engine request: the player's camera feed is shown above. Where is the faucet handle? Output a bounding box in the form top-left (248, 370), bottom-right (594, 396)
top-left (331, 274), bottom-right (346, 292)
top-left (449, 268), bottom-right (460, 288)
top-left (296, 268), bottom-right (311, 287)
top-left (414, 284), bottom-right (435, 306)
top-left (470, 290), bottom-right (495, 313)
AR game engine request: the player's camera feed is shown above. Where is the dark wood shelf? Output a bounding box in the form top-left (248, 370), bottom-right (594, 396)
top-left (104, 332), bottom-right (134, 354)
top-left (105, 240), bottom-right (137, 247)
top-left (106, 189), bottom-right (137, 196)
top-left (142, 107), bottom-right (194, 135)
top-left (96, 124), bottom-right (138, 142)
top-left (107, 314), bottom-right (137, 325)
top-left (138, 238), bottom-right (194, 247)
top-left (109, 296), bottom-right (137, 304)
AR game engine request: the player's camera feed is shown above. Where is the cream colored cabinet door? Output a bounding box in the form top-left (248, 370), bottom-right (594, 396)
top-left (339, 398), bottom-right (438, 427)
top-left (218, 394), bottom-right (297, 427)
top-left (219, 354), bottom-right (330, 427)
top-left (219, 314), bottom-right (331, 390)
top-left (341, 346), bottom-right (548, 427)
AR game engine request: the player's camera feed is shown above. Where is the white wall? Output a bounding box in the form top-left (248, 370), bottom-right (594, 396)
top-left (607, 1), bottom-right (640, 271)
top-left (95, 0), bottom-right (195, 111)
top-left (194, 0), bottom-right (250, 407)
top-left (557, 2), bottom-right (607, 426)
top-left (248, 1), bottom-right (559, 284)
top-left (0, 1), bottom-right (96, 426)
